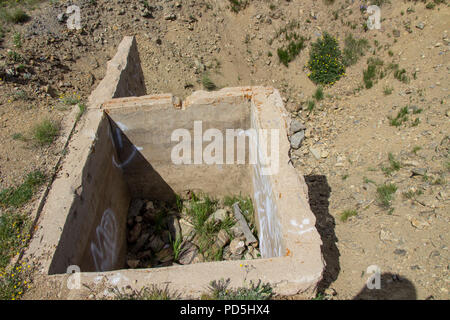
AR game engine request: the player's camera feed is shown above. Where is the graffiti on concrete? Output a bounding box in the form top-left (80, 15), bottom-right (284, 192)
top-left (90, 209), bottom-right (118, 271)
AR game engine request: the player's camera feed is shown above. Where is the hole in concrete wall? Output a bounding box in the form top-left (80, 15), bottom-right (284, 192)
top-left (48, 98), bottom-right (282, 274)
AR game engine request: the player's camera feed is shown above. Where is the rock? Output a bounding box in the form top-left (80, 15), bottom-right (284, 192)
top-left (394, 249), bottom-right (407, 256)
top-left (57, 13), bottom-right (67, 23)
top-left (232, 203), bottom-right (257, 245)
top-left (416, 22), bottom-right (425, 30)
top-left (393, 29), bottom-right (400, 37)
top-left (290, 131), bottom-right (305, 149)
top-left (131, 232), bottom-right (150, 253)
top-left (379, 228), bottom-right (399, 242)
top-left (324, 288), bottom-right (337, 296)
top-left (156, 247), bottom-right (173, 263)
top-left (410, 217), bottom-right (430, 229)
top-left (179, 218), bottom-right (195, 240)
top-left (127, 223), bottom-right (142, 243)
top-left (167, 215), bottom-right (181, 239)
top-left (128, 198), bottom-right (145, 218)
top-left (148, 234), bottom-right (165, 252)
top-left (191, 254), bottom-right (205, 264)
top-left (126, 259), bottom-right (140, 268)
top-left (229, 238), bottom-right (246, 255)
top-left (231, 225), bottom-right (245, 238)
top-left (250, 248), bottom-right (260, 259)
top-left (145, 201), bottom-right (155, 211)
top-left (411, 168), bottom-right (427, 176)
top-left (289, 119), bottom-right (306, 135)
top-left (213, 209), bottom-right (228, 222)
top-left (178, 241), bottom-right (198, 265)
top-left (215, 229), bottom-right (230, 248)
top-left (244, 251), bottom-right (253, 260)
top-left (309, 147), bottom-right (321, 160)
top-left (164, 13), bottom-right (177, 21)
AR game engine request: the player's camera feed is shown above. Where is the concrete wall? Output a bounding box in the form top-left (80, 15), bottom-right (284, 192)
top-left (105, 97), bottom-right (253, 200)
top-left (48, 114), bottom-right (131, 274)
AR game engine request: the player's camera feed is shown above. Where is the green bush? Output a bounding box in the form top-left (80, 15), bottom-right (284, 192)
top-left (307, 32), bottom-right (345, 85)
top-left (277, 33), bottom-right (306, 67)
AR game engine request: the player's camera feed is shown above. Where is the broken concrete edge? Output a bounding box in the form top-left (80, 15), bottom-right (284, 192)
top-left (88, 35), bottom-right (146, 109)
top-left (24, 87), bottom-right (325, 299)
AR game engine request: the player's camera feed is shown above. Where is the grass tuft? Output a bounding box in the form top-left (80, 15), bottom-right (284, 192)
top-left (0, 171), bottom-right (46, 208)
top-left (32, 119), bottom-right (59, 146)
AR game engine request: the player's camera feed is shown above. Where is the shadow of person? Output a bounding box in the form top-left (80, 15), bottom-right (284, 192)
top-left (304, 175), bottom-right (340, 294)
top-left (354, 273), bottom-right (417, 300)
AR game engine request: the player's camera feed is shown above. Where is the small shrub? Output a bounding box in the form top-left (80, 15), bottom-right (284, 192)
top-left (388, 106), bottom-right (409, 127)
top-left (340, 209), bottom-right (357, 222)
top-left (307, 32), bottom-right (345, 85)
top-left (381, 152), bottom-right (402, 176)
top-left (204, 278), bottom-right (273, 300)
top-left (342, 34), bottom-right (369, 66)
top-left (0, 171), bottom-right (46, 208)
top-left (32, 119), bottom-right (59, 145)
top-left (307, 99), bottom-right (315, 111)
top-left (377, 183), bottom-right (398, 208)
top-left (229, 0), bottom-right (249, 13)
top-left (363, 58), bottom-right (384, 89)
top-left (3, 8), bottom-right (30, 24)
top-left (383, 85), bottom-right (393, 95)
top-left (111, 284), bottom-right (179, 300)
top-left (313, 86), bottom-right (324, 101)
top-left (277, 33), bottom-right (306, 67)
top-left (12, 32), bottom-right (21, 48)
top-left (201, 73), bottom-right (217, 91)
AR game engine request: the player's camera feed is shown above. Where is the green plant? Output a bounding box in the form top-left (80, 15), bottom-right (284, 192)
top-left (403, 189), bottom-right (423, 199)
top-left (223, 194), bottom-right (254, 227)
top-left (313, 86), bottom-right (324, 101)
top-left (228, 0), bottom-right (248, 13)
top-left (388, 106), bottom-right (409, 127)
top-left (32, 119), bottom-right (59, 145)
top-left (0, 171), bottom-right (46, 208)
top-left (277, 33), bottom-right (306, 66)
top-left (394, 68), bottom-right (409, 83)
top-left (0, 212), bottom-right (30, 270)
top-left (111, 284), bottom-right (179, 300)
top-left (12, 32), bottom-right (21, 48)
top-left (76, 103), bottom-right (86, 121)
top-left (201, 73), bottom-right (217, 91)
top-left (204, 278), bottom-right (273, 300)
top-left (381, 152), bottom-right (402, 176)
top-left (383, 85), bottom-right (393, 95)
top-left (59, 93), bottom-right (81, 106)
top-left (363, 58), bottom-right (384, 89)
top-left (342, 34), bottom-right (369, 66)
top-left (307, 33), bottom-right (345, 85)
top-left (307, 99), bottom-right (315, 112)
top-left (1, 8), bottom-right (30, 24)
top-left (169, 233), bottom-right (182, 261)
top-left (7, 50), bottom-right (22, 62)
top-left (340, 209), bottom-right (357, 222)
top-left (376, 183), bottom-right (398, 208)
top-left (412, 146), bottom-right (422, 154)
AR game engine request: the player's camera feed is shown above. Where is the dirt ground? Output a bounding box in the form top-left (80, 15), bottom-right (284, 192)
top-left (1, 0), bottom-right (449, 300)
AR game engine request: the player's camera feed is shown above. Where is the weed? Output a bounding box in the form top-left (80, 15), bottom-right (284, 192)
top-left (204, 278), bottom-right (273, 300)
top-left (201, 73), bottom-right (217, 91)
top-left (403, 189), bottom-right (423, 199)
top-left (32, 119), bottom-right (59, 145)
top-left (342, 34), bottom-right (369, 67)
top-left (412, 146), bottom-right (422, 154)
top-left (229, 0), bottom-right (248, 13)
top-left (0, 171), bottom-right (45, 208)
top-left (307, 99), bottom-right (315, 112)
top-left (307, 32), bottom-right (345, 85)
top-left (313, 86), bottom-right (324, 101)
top-left (394, 68), bottom-right (409, 83)
top-left (363, 57), bottom-right (384, 89)
top-left (388, 106), bottom-right (409, 127)
top-left (59, 92), bottom-right (81, 106)
top-left (76, 103), bottom-right (86, 121)
top-left (340, 209), bottom-right (357, 222)
top-left (12, 32), bottom-right (21, 48)
top-left (381, 153), bottom-right (402, 176)
top-left (169, 233), bottom-right (183, 262)
top-left (7, 50), bottom-right (22, 62)
top-left (1, 8), bottom-right (30, 24)
top-left (342, 174), bottom-right (349, 180)
top-left (383, 85), bottom-right (393, 95)
top-left (111, 284), bottom-right (179, 300)
top-left (277, 33), bottom-right (306, 66)
top-left (376, 183), bottom-right (398, 208)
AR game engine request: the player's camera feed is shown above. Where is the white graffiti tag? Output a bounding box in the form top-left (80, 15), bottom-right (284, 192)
top-left (90, 209), bottom-right (118, 271)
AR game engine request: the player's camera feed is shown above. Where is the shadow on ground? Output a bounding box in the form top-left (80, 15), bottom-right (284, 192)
top-left (304, 175), bottom-right (339, 294)
top-left (353, 273), bottom-right (417, 300)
